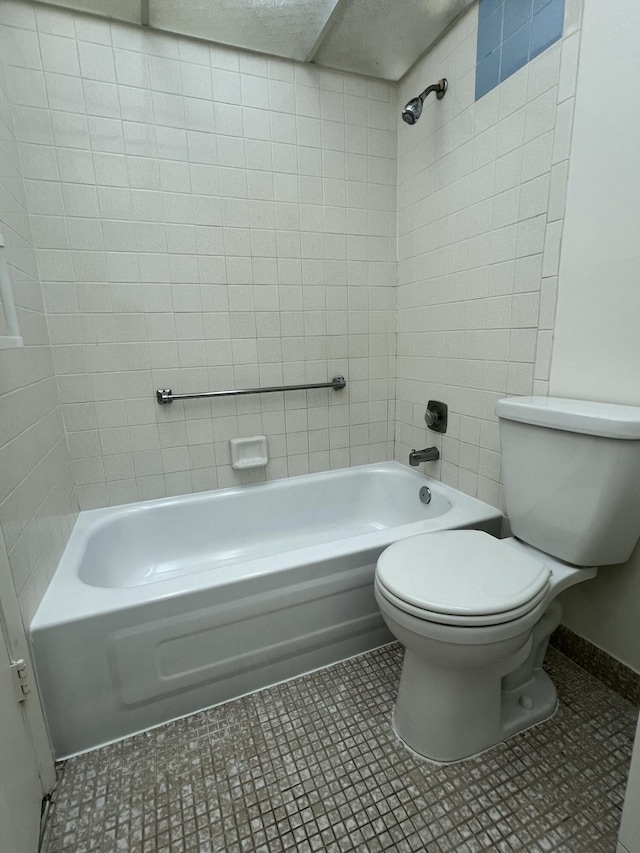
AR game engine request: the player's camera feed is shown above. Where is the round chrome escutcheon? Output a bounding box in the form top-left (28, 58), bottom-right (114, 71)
top-left (419, 486), bottom-right (432, 505)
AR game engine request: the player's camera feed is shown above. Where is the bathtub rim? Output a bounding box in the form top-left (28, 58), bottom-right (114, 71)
top-left (31, 461), bottom-right (503, 629)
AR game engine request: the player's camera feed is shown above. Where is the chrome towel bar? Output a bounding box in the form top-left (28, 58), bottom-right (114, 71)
top-left (156, 376), bottom-right (347, 405)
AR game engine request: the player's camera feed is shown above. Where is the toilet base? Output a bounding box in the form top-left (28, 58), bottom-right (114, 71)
top-left (501, 667), bottom-right (558, 741)
top-left (393, 668), bottom-right (557, 764)
top-left (393, 658), bottom-right (558, 764)
top-left (382, 590), bottom-right (564, 763)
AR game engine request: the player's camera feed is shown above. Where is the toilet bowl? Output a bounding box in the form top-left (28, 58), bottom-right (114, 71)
top-left (375, 530), bottom-right (595, 762)
top-left (376, 396), bottom-right (640, 763)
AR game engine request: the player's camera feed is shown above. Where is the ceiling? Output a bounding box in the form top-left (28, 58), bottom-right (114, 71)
top-left (40, 0), bottom-right (474, 82)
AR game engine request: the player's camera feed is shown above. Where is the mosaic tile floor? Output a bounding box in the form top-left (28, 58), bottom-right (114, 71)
top-left (43, 644), bottom-right (638, 853)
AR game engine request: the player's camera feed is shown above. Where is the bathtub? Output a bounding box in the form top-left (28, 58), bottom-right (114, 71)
top-left (31, 461), bottom-right (502, 757)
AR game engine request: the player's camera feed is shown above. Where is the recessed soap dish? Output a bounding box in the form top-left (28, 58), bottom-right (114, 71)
top-left (230, 435), bottom-right (268, 470)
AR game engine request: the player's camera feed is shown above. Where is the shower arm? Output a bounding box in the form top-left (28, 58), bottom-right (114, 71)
top-left (419, 79), bottom-right (448, 104)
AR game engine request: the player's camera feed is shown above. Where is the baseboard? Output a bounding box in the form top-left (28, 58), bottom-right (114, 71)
top-left (550, 625), bottom-right (640, 706)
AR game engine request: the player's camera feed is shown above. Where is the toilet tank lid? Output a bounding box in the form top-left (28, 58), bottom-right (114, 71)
top-left (496, 396), bottom-right (640, 439)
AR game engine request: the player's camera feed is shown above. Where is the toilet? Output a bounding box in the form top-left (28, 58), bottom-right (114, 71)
top-left (375, 396), bottom-right (640, 763)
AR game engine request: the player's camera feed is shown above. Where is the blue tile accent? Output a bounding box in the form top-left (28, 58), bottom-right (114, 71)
top-left (500, 21), bottom-right (532, 82)
top-left (503, 0), bottom-right (533, 40)
top-left (479, 0), bottom-right (503, 21)
top-left (475, 0), bottom-right (564, 100)
top-left (477, 4), bottom-right (504, 61)
top-left (530, 0), bottom-right (564, 59)
top-left (475, 48), bottom-right (501, 100)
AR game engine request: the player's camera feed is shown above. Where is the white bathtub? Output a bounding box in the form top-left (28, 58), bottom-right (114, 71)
top-left (31, 462), bottom-right (502, 757)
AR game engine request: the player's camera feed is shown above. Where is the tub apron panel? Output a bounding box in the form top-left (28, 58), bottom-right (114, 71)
top-left (30, 462), bottom-right (503, 757)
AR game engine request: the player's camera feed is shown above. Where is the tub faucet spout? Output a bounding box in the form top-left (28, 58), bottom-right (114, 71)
top-left (409, 447), bottom-right (439, 466)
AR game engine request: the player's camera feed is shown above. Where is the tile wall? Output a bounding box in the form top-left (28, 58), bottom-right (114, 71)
top-left (0, 3), bottom-right (77, 625)
top-left (0, 1), bottom-right (397, 509)
top-left (394, 0), bottom-right (581, 508)
top-left (0, 0), bottom-right (585, 523)
top-left (476, 0), bottom-right (566, 99)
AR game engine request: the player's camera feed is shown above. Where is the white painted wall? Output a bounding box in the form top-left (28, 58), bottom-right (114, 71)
top-left (618, 712), bottom-right (640, 853)
top-left (0, 538), bottom-right (52, 853)
top-left (549, 0), bottom-right (640, 674)
top-left (618, 714), bottom-right (640, 853)
top-left (560, 545), bottom-right (640, 672)
top-left (550, 0), bottom-right (640, 406)
top-left (0, 624), bottom-right (43, 853)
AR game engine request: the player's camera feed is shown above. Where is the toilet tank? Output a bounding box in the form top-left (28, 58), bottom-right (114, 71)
top-left (496, 396), bottom-right (640, 566)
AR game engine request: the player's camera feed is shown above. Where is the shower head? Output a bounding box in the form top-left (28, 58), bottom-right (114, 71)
top-left (402, 96), bottom-right (424, 125)
top-left (402, 78), bottom-right (448, 125)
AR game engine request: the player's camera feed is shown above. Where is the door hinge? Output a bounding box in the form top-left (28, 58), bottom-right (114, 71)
top-left (10, 659), bottom-right (31, 702)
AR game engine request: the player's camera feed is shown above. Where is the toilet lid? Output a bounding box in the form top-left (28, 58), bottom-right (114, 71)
top-left (376, 530), bottom-right (550, 618)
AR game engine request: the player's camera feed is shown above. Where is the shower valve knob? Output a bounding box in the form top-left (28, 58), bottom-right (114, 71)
top-left (424, 401), bottom-right (448, 433)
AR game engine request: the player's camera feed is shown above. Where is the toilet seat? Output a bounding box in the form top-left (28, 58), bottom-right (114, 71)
top-left (376, 530), bottom-right (551, 627)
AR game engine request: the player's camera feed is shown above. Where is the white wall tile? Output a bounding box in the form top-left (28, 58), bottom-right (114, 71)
top-left (77, 41), bottom-right (116, 83)
top-left (2, 0), bottom-right (583, 532)
top-left (3, 2), bottom-right (395, 508)
top-left (0, 44), bottom-right (77, 626)
top-left (395, 2), bottom-right (580, 500)
top-left (39, 32), bottom-right (80, 76)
